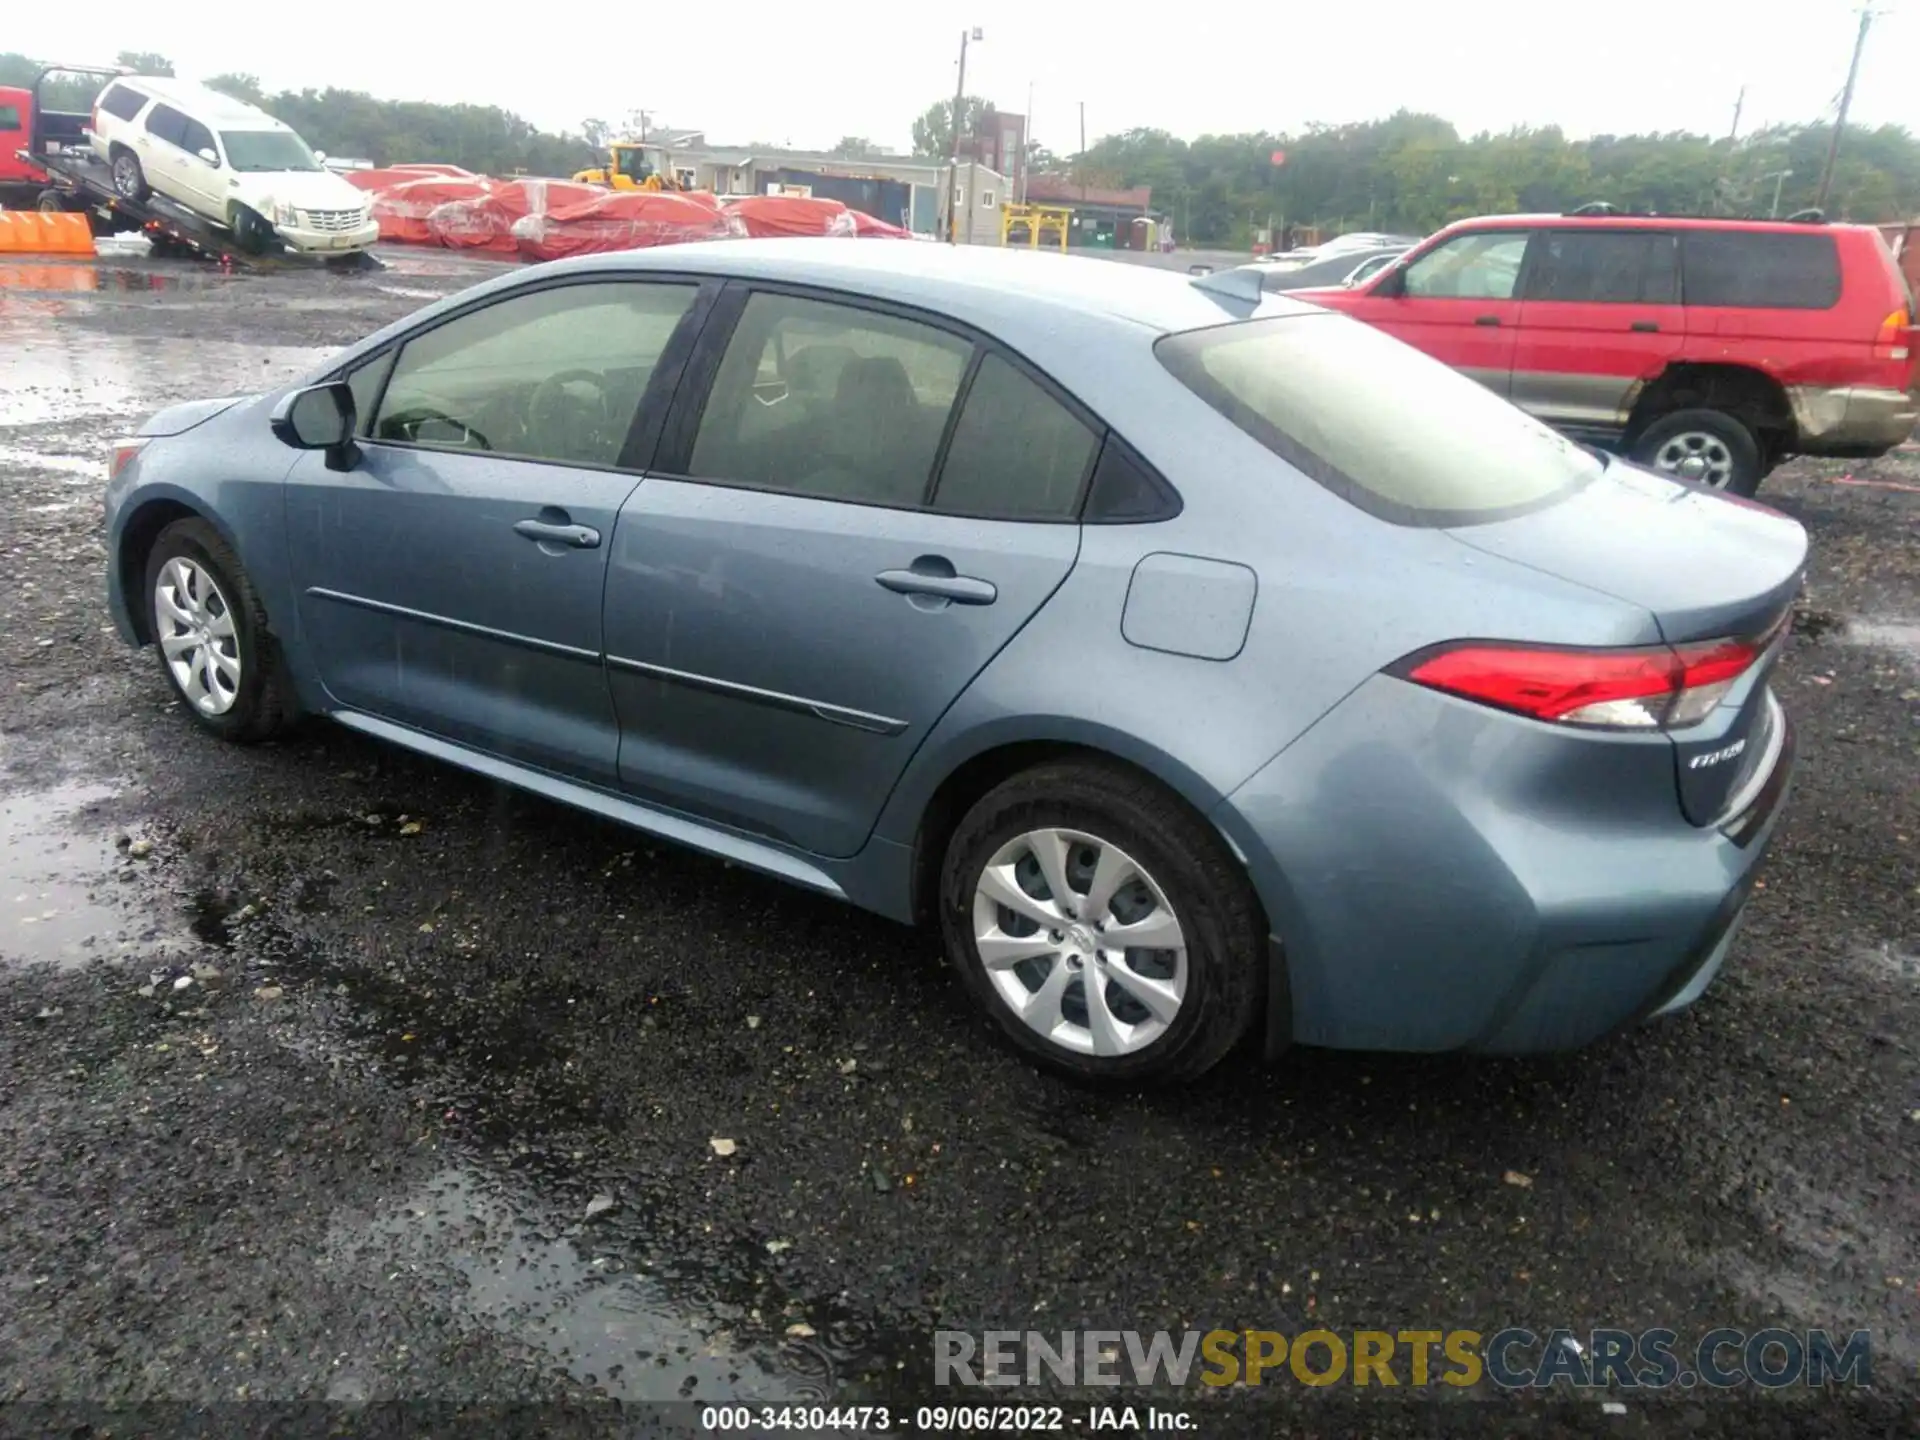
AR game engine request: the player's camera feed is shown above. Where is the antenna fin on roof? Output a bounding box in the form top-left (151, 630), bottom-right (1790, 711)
top-left (1189, 267), bottom-right (1265, 307)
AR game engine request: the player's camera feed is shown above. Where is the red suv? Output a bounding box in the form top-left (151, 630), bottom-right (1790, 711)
top-left (1296, 211), bottom-right (1919, 496)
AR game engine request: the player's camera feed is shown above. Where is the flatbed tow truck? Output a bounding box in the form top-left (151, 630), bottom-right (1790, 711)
top-left (13, 64), bottom-right (381, 272)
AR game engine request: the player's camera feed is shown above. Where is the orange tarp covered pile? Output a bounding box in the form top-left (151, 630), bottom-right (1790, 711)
top-left (349, 165), bottom-right (918, 258)
top-left (513, 189), bottom-right (732, 262)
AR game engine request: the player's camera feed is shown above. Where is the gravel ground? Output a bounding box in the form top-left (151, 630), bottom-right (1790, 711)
top-left (0, 245), bottom-right (1915, 1438)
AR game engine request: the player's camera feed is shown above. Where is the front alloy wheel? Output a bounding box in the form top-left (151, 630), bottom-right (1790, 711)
top-left (154, 556), bottom-right (241, 715)
top-left (974, 827), bottom-right (1188, 1057)
top-left (142, 516), bottom-right (291, 742)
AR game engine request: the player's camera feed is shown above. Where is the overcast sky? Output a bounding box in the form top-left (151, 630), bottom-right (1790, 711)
top-left (12, 1), bottom-right (1916, 153)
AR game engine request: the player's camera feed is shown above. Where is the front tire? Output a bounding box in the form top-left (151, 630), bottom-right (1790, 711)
top-left (110, 148), bottom-right (148, 202)
top-left (229, 205), bottom-right (274, 255)
top-left (143, 518), bottom-right (291, 742)
top-left (1629, 408), bottom-right (1763, 497)
top-left (937, 761), bottom-right (1265, 1085)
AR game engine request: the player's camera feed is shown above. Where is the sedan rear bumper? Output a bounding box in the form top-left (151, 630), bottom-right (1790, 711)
top-left (1221, 674), bottom-right (1796, 1056)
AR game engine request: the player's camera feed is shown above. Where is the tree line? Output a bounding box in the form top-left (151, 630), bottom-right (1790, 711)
top-left (1070, 111), bottom-right (1920, 245)
top-left (6, 51), bottom-right (1915, 241)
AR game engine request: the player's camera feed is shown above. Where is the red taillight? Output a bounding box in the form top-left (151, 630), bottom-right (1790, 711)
top-left (109, 438), bottom-right (147, 480)
top-left (1400, 637), bottom-right (1763, 731)
top-left (1874, 306), bottom-right (1914, 362)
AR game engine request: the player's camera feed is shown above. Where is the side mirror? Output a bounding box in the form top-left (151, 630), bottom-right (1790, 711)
top-left (313, 150), bottom-right (327, 164)
top-left (270, 382), bottom-right (359, 471)
top-left (198, 147), bottom-right (218, 165)
top-left (1371, 264), bottom-right (1407, 297)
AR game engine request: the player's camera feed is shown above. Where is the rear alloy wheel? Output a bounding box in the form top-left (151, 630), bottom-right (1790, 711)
top-left (111, 150), bottom-right (148, 202)
top-left (1630, 408), bottom-right (1763, 497)
top-left (938, 762), bottom-right (1264, 1084)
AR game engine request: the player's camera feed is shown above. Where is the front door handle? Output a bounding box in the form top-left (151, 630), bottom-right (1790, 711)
top-left (875, 567), bottom-right (997, 605)
top-left (514, 518), bottom-right (601, 549)
top-left (1473, 314), bottom-right (1502, 327)
top-left (1630, 320), bottom-right (1660, 333)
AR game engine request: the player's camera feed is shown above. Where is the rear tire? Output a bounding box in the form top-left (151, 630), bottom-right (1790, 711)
top-left (1629, 408), bottom-right (1764, 497)
top-left (937, 761), bottom-right (1265, 1086)
top-left (143, 518), bottom-right (292, 743)
top-left (110, 148), bottom-right (148, 202)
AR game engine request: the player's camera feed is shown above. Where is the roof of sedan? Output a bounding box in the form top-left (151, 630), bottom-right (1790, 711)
top-left (571, 238), bottom-right (1321, 335)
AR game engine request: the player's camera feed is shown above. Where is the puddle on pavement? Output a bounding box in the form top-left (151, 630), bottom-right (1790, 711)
top-left (1841, 618), bottom-right (1920, 667)
top-left (1856, 941), bottom-right (1920, 982)
top-left (0, 780), bottom-right (195, 968)
top-left (0, 333), bottom-right (337, 428)
top-left (328, 1166), bottom-right (856, 1403)
top-left (0, 261), bottom-right (233, 295)
top-left (0, 445), bottom-right (102, 480)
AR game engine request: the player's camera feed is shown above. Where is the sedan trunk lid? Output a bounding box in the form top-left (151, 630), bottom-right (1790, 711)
top-left (1446, 460), bottom-right (1807, 826)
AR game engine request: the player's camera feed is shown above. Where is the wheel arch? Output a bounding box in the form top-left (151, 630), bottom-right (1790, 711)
top-left (115, 493), bottom-right (233, 644)
top-left (892, 722), bottom-right (1258, 931)
top-left (1625, 362), bottom-right (1796, 455)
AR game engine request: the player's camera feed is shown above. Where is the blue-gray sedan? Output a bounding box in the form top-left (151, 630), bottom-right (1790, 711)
top-left (103, 240), bottom-right (1802, 1083)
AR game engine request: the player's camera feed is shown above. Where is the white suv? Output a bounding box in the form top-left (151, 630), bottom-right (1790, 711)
top-left (90, 77), bottom-right (379, 256)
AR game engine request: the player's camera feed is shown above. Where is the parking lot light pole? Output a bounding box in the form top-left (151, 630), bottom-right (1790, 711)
top-left (946, 27), bottom-right (981, 244)
top-left (1764, 169), bottom-right (1794, 218)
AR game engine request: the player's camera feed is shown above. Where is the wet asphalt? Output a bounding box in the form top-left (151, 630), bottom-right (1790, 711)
top-left (0, 244), bottom-right (1916, 1438)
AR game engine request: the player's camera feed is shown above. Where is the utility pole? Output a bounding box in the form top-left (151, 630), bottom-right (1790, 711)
top-left (1021, 81), bottom-right (1032, 205)
top-left (1817, 6), bottom-right (1873, 212)
top-left (945, 27), bottom-right (980, 244)
top-left (1726, 86), bottom-right (1745, 144)
top-left (1078, 101), bottom-right (1087, 201)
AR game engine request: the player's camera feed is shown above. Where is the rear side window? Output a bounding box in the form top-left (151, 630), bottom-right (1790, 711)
top-left (687, 292), bottom-right (971, 508)
top-left (932, 354), bottom-right (1099, 520)
top-left (97, 85), bottom-right (147, 122)
top-left (1157, 314), bottom-right (1601, 527)
top-left (1682, 232), bottom-right (1841, 309)
top-left (1527, 231), bottom-right (1678, 304)
top-left (144, 104), bottom-right (188, 147)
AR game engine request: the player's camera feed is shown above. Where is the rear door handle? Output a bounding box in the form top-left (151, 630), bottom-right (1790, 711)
top-left (1630, 320), bottom-right (1660, 333)
top-left (514, 518), bottom-right (601, 549)
top-left (1473, 314), bottom-right (1502, 327)
top-left (875, 568), bottom-right (997, 605)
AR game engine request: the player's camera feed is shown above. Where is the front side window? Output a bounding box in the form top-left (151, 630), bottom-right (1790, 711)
top-left (932, 354), bottom-right (1098, 519)
top-left (220, 130), bottom-right (321, 173)
top-left (1157, 313), bottom-right (1601, 526)
top-left (178, 118), bottom-right (217, 160)
top-left (344, 350), bottom-right (396, 437)
top-left (143, 104), bottom-right (188, 148)
top-left (1527, 231), bottom-right (1677, 304)
top-left (687, 292), bottom-right (971, 508)
top-left (372, 281), bottom-right (698, 468)
top-left (0, 105), bottom-right (21, 131)
top-left (98, 85), bottom-right (147, 122)
top-left (1402, 231), bottom-right (1531, 300)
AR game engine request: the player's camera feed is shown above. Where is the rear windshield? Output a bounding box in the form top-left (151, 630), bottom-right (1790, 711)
top-left (1155, 313), bottom-right (1602, 527)
top-left (1681, 232), bottom-right (1841, 309)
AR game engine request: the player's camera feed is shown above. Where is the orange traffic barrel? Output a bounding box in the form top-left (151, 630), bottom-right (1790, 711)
top-left (0, 211), bottom-right (97, 257)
